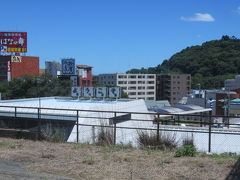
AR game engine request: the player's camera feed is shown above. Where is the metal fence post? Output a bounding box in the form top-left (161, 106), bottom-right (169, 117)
top-left (113, 112), bottom-right (117, 145)
top-left (77, 110), bottom-right (79, 143)
top-left (177, 115), bottom-right (180, 125)
top-left (200, 112), bottom-right (203, 127)
top-left (157, 114), bottom-right (160, 142)
top-left (92, 125), bottom-right (95, 144)
top-left (14, 107), bottom-right (17, 118)
top-left (208, 111), bottom-right (212, 153)
top-left (38, 108), bottom-right (41, 140)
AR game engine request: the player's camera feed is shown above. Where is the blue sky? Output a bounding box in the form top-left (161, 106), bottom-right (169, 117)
top-left (1, 0), bottom-right (240, 74)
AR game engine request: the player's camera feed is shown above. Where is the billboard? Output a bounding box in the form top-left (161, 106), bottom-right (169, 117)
top-left (109, 87), bottom-right (121, 98)
top-left (83, 87), bottom-right (94, 97)
top-left (0, 32), bottom-right (27, 53)
top-left (71, 87), bottom-right (121, 99)
top-left (61, 59), bottom-right (75, 75)
top-left (70, 76), bottom-right (78, 87)
top-left (71, 87), bottom-right (82, 97)
top-left (96, 87), bottom-right (107, 98)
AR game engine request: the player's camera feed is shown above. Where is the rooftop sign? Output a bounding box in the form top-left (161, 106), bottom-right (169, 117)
top-left (0, 32), bottom-right (27, 53)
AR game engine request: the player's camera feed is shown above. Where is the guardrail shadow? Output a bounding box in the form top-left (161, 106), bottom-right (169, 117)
top-left (225, 158), bottom-right (240, 180)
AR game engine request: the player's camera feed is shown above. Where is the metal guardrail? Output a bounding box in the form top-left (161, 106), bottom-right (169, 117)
top-left (0, 105), bottom-right (240, 153)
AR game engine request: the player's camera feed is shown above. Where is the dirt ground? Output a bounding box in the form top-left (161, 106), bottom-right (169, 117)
top-left (0, 138), bottom-right (239, 180)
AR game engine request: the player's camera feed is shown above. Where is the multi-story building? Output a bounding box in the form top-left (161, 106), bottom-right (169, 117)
top-left (156, 74), bottom-right (191, 104)
top-left (45, 61), bottom-right (61, 78)
top-left (225, 75), bottom-right (240, 90)
top-left (95, 73), bottom-right (191, 102)
top-left (97, 73), bottom-right (117, 86)
top-left (76, 65), bottom-right (93, 87)
top-left (116, 73), bottom-right (156, 100)
top-left (0, 55), bottom-right (39, 81)
top-left (95, 73), bottom-right (156, 100)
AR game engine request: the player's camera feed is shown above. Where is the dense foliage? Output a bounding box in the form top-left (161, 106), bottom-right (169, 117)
top-left (0, 74), bottom-right (71, 100)
top-left (127, 36), bottom-right (240, 89)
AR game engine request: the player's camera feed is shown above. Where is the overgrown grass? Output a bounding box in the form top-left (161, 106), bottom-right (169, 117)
top-left (0, 140), bottom-right (16, 149)
top-left (137, 131), bottom-right (177, 150)
top-left (182, 135), bottom-right (194, 147)
top-left (95, 126), bottom-right (114, 146)
top-left (48, 128), bottom-right (65, 143)
top-left (175, 145), bottom-right (197, 157)
top-left (72, 142), bottom-right (91, 149)
top-left (100, 143), bottom-right (133, 153)
top-left (207, 152), bottom-right (240, 160)
top-left (82, 156), bottom-right (95, 165)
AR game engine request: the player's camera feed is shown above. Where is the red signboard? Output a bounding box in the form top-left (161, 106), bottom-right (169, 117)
top-left (0, 32), bottom-right (27, 53)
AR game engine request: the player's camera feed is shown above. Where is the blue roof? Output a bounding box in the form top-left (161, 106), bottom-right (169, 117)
top-left (174, 105), bottom-right (193, 111)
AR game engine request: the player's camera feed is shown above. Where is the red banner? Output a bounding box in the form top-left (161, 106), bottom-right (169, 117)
top-left (0, 32), bottom-right (27, 53)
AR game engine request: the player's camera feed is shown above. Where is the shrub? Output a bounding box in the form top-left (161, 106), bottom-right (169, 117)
top-left (47, 128), bottom-right (65, 143)
top-left (182, 134), bottom-right (194, 147)
top-left (95, 125), bottom-right (114, 146)
top-left (137, 131), bottom-right (177, 150)
top-left (175, 145), bottom-right (197, 157)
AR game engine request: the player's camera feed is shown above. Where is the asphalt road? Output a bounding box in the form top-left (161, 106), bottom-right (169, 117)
top-left (0, 160), bottom-right (77, 180)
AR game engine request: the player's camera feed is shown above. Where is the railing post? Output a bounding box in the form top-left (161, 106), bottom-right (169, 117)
top-left (113, 112), bottom-right (117, 145)
top-left (227, 114), bottom-right (230, 129)
top-left (77, 110), bottom-right (79, 143)
top-left (208, 111), bottom-right (212, 153)
top-left (157, 114), bottom-right (160, 142)
top-left (92, 125), bottom-right (95, 144)
top-left (38, 108), bottom-right (41, 140)
top-left (14, 107), bottom-right (17, 118)
top-left (177, 115), bottom-right (180, 126)
top-left (200, 112), bottom-right (203, 127)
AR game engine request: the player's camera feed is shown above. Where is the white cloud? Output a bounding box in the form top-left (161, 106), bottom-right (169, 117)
top-left (181, 13), bottom-right (215, 22)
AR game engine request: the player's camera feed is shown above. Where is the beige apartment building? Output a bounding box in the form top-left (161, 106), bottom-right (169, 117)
top-left (116, 73), bottom-right (156, 100)
top-left (94, 73), bottom-right (191, 103)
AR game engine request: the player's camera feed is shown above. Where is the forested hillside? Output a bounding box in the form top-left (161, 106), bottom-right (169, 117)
top-left (127, 36), bottom-right (240, 89)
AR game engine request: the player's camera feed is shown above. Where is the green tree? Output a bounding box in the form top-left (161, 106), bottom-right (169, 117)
top-left (0, 74), bottom-right (71, 100)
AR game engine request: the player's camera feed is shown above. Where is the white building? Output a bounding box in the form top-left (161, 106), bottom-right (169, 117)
top-left (117, 74), bottom-right (156, 100)
top-left (95, 73), bottom-right (157, 100)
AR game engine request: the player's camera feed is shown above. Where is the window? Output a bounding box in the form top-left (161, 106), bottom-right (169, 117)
top-left (138, 75), bottom-right (145, 78)
top-left (129, 92), bottom-right (136, 95)
top-left (147, 75), bottom-right (154, 79)
top-left (128, 86), bottom-right (136, 90)
top-left (129, 75), bottom-right (136, 79)
top-left (129, 81), bottom-right (136, 84)
top-left (147, 81), bottom-right (155, 84)
top-left (118, 81), bottom-right (127, 84)
top-left (147, 92), bottom-right (154, 95)
top-left (138, 92), bottom-right (145, 95)
top-left (147, 86), bottom-right (154, 89)
top-left (138, 86), bottom-right (145, 90)
top-left (118, 75), bottom-right (127, 79)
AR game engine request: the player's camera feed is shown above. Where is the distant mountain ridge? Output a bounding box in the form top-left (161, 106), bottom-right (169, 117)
top-left (127, 36), bottom-right (240, 89)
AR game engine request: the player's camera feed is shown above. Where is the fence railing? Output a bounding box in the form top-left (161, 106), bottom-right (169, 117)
top-left (0, 105), bottom-right (240, 153)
